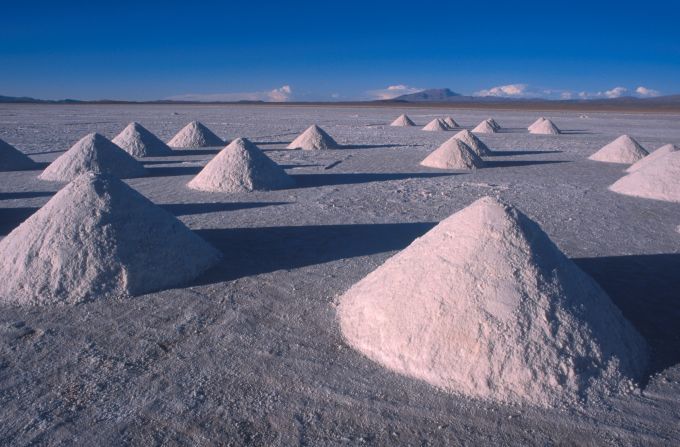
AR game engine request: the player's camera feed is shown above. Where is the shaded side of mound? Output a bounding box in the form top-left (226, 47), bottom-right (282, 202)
top-left (0, 173), bottom-right (221, 306)
top-left (453, 129), bottom-right (492, 156)
top-left (168, 121), bottom-right (224, 148)
top-left (626, 144), bottom-right (678, 173)
top-left (391, 114), bottom-right (416, 126)
top-left (422, 118), bottom-right (448, 131)
top-left (589, 135), bottom-right (648, 164)
top-left (487, 118), bottom-right (501, 130)
top-left (113, 122), bottom-right (174, 157)
top-left (610, 150), bottom-right (680, 203)
top-left (444, 117), bottom-right (460, 128)
top-left (529, 119), bottom-right (561, 135)
top-left (421, 138), bottom-right (484, 170)
top-left (287, 125), bottom-right (339, 150)
top-left (0, 138), bottom-right (38, 171)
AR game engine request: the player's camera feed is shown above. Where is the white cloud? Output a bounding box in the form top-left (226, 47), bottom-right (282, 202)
top-left (635, 86), bottom-right (660, 97)
top-left (475, 83), bottom-right (528, 97)
top-left (167, 85), bottom-right (293, 102)
top-left (367, 84), bottom-right (422, 100)
top-left (602, 86), bottom-right (628, 98)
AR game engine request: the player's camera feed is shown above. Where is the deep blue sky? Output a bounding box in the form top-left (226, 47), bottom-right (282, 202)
top-left (2, 0), bottom-right (679, 101)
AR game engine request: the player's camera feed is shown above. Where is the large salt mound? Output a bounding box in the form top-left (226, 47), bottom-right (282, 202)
top-left (472, 119), bottom-right (497, 134)
top-left (609, 150), bottom-right (680, 202)
top-left (168, 121), bottom-right (224, 148)
top-left (528, 117), bottom-right (547, 132)
top-left (0, 173), bottom-right (221, 306)
top-left (287, 125), bottom-right (339, 150)
top-left (421, 138), bottom-right (484, 170)
top-left (453, 129), bottom-right (492, 156)
top-left (529, 118), bottom-right (561, 135)
top-left (589, 135), bottom-right (648, 164)
top-left (338, 196), bottom-right (647, 408)
top-left (443, 117), bottom-right (460, 128)
top-left (0, 138), bottom-right (37, 171)
top-left (39, 133), bottom-right (146, 182)
top-left (188, 138), bottom-right (294, 192)
top-left (626, 143), bottom-right (679, 173)
top-left (391, 114), bottom-right (416, 126)
top-left (487, 118), bottom-right (501, 130)
top-left (112, 122), bottom-right (173, 157)
top-left (422, 118), bottom-right (449, 131)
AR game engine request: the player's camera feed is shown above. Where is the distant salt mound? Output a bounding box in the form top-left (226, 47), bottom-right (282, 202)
top-left (112, 122), bottom-right (173, 157)
top-left (39, 133), bottom-right (146, 182)
top-left (422, 118), bottom-right (449, 131)
top-left (338, 196), bottom-right (647, 408)
top-left (609, 150), bottom-right (680, 203)
top-left (0, 173), bottom-right (221, 306)
top-left (168, 121), bottom-right (224, 148)
top-left (626, 143), bottom-right (679, 173)
top-left (287, 125), bottom-right (339, 150)
top-left (529, 118), bottom-right (561, 135)
top-left (487, 118), bottom-right (501, 131)
top-left (421, 138), bottom-right (484, 170)
top-left (453, 129), bottom-right (492, 156)
top-left (472, 119), bottom-right (497, 134)
top-left (443, 117), bottom-right (460, 128)
top-left (528, 117), bottom-right (547, 132)
top-left (0, 138), bottom-right (37, 171)
top-left (589, 135), bottom-right (649, 164)
top-left (188, 138), bottom-right (294, 192)
top-left (391, 114), bottom-right (416, 127)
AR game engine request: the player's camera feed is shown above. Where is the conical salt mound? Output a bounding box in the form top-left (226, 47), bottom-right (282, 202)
top-left (167, 121), bottom-right (224, 148)
top-left (390, 114), bottom-right (416, 127)
top-left (287, 125), bottom-right (339, 150)
top-left (588, 135), bottom-right (648, 164)
top-left (443, 117), bottom-right (460, 128)
top-left (528, 117), bottom-right (546, 132)
top-left (188, 138), bottom-right (294, 192)
top-left (39, 133), bottom-right (146, 182)
top-left (422, 118), bottom-right (449, 131)
top-left (0, 138), bottom-right (38, 171)
top-left (529, 118), bottom-right (561, 135)
top-left (472, 119), bottom-right (498, 134)
top-left (0, 173), bottom-right (221, 306)
top-left (112, 122), bottom-right (173, 157)
top-left (609, 150), bottom-right (680, 203)
top-left (626, 143), bottom-right (679, 173)
top-left (338, 197), bottom-right (647, 408)
top-left (453, 129), bottom-right (492, 156)
top-left (487, 118), bottom-right (501, 130)
top-left (420, 138), bottom-right (484, 170)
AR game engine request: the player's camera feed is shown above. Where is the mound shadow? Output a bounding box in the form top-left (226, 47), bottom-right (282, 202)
top-left (168, 149), bottom-right (222, 156)
top-left (160, 202), bottom-right (289, 217)
top-left (560, 130), bottom-right (594, 135)
top-left (0, 191), bottom-right (54, 200)
top-left (0, 207), bottom-right (38, 235)
top-left (487, 150), bottom-right (563, 156)
top-left (340, 144), bottom-right (412, 150)
top-left (145, 166), bottom-right (203, 177)
top-left (483, 160), bottom-right (570, 168)
top-left (291, 172), bottom-right (454, 188)
top-left (194, 222), bottom-right (436, 284)
top-left (574, 254), bottom-right (680, 378)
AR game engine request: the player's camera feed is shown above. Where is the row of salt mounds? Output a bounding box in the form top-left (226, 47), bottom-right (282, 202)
top-left (530, 118), bottom-right (561, 135)
top-left (422, 118), bottom-right (449, 131)
top-left (113, 122), bottom-right (173, 157)
top-left (626, 143), bottom-right (679, 173)
top-left (420, 138), bottom-right (484, 170)
top-left (287, 125), bottom-right (339, 150)
top-left (609, 148), bottom-right (680, 203)
top-left (444, 116), bottom-right (460, 128)
top-left (528, 117), bottom-right (547, 132)
top-left (453, 129), bottom-right (492, 156)
top-left (391, 114), bottom-right (416, 126)
top-left (168, 121), bottom-right (224, 148)
top-left (589, 135), bottom-right (648, 164)
top-left (0, 173), bottom-right (221, 306)
top-left (39, 133), bottom-right (146, 182)
top-left (338, 196), bottom-right (647, 408)
top-left (0, 138), bottom-right (38, 171)
top-left (472, 119), bottom-right (497, 134)
top-left (188, 138), bottom-right (293, 192)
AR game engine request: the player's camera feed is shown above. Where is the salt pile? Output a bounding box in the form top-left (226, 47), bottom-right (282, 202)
top-left (112, 122), bottom-right (173, 157)
top-left (528, 117), bottom-right (546, 132)
top-left (39, 133), bottom-right (146, 182)
top-left (626, 143), bottom-right (678, 173)
top-left (287, 125), bottom-right (339, 150)
top-left (0, 173), bottom-right (221, 306)
top-left (453, 129), bottom-right (492, 156)
top-left (420, 138), bottom-right (484, 170)
top-left (529, 118), bottom-right (561, 135)
top-left (168, 121), bottom-right (224, 148)
top-left (188, 138), bottom-right (294, 192)
top-left (487, 118), bottom-right (501, 130)
top-left (443, 117), bottom-right (460, 128)
top-left (609, 150), bottom-right (680, 202)
top-left (589, 135), bottom-right (648, 164)
top-left (391, 114), bottom-right (416, 126)
top-left (0, 138), bottom-right (37, 171)
top-left (472, 119), bottom-right (497, 134)
top-left (338, 196), bottom-right (647, 407)
top-left (422, 118), bottom-right (449, 131)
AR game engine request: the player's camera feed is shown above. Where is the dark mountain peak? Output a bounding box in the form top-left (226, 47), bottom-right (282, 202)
top-left (394, 88), bottom-right (462, 102)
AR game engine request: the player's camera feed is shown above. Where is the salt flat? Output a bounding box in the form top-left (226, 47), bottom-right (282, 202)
top-left (1, 104), bottom-right (680, 445)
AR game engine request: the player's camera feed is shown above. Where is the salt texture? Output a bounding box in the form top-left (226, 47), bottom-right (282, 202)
top-left (167, 121), bottom-right (224, 148)
top-left (287, 125), bottom-right (339, 150)
top-left (589, 135), bottom-right (648, 164)
top-left (0, 138), bottom-right (37, 171)
top-left (626, 143), bottom-right (678, 173)
top-left (609, 150), bottom-right (680, 203)
top-left (390, 114), bottom-right (416, 126)
top-left (112, 122), bottom-right (173, 157)
top-left (420, 138), bottom-right (484, 170)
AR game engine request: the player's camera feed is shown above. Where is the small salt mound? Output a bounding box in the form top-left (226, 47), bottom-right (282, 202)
top-left (287, 125), bottom-right (339, 150)
top-left (626, 144), bottom-right (679, 173)
top-left (443, 117), bottom-right (460, 128)
top-left (609, 150), bottom-right (680, 202)
top-left (0, 173), bottom-right (221, 306)
top-left (391, 114), bottom-right (416, 126)
top-left (338, 196), bottom-right (647, 408)
top-left (528, 117), bottom-right (547, 132)
top-left (487, 118), bottom-right (501, 130)
top-left (188, 138), bottom-right (294, 192)
top-left (167, 121), bottom-right (224, 148)
top-left (453, 129), bottom-right (492, 156)
top-left (112, 122), bottom-right (173, 157)
top-left (420, 138), bottom-right (484, 170)
top-left (472, 119), bottom-right (497, 134)
top-left (0, 138), bottom-right (37, 171)
top-left (422, 118), bottom-right (449, 131)
top-left (529, 118), bottom-right (561, 135)
top-left (589, 135), bottom-right (649, 164)
top-left (39, 133), bottom-right (146, 182)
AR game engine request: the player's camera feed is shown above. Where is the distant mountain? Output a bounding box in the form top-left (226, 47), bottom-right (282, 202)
top-left (0, 95), bottom-right (82, 104)
top-left (393, 88), bottom-right (462, 102)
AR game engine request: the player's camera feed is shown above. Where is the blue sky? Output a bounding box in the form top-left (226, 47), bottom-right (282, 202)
top-left (2, 0), bottom-right (679, 101)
